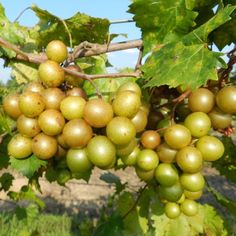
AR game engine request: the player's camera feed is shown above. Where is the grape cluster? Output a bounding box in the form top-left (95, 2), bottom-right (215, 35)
top-left (2, 40), bottom-right (233, 219)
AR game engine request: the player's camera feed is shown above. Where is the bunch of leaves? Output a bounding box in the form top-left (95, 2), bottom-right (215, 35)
top-left (129, 0), bottom-right (236, 90)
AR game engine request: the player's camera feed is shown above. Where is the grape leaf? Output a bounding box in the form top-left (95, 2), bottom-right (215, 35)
top-left (151, 202), bottom-right (226, 236)
top-left (93, 214), bottom-right (124, 236)
top-left (31, 5), bottom-right (110, 48)
top-left (100, 172), bottom-right (126, 194)
top-left (0, 4), bottom-right (31, 58)
top-left (212, 136), bottom-right (236, 183)
top-left (142, 42), bottom-right (223, 90)
top-left (129, 0), bottom-right (198, 54)
top-left (10, 61), bottom-right (39, 84)
top-left (185, 0), bottom-right (218, 10)
top-left (8, 185), bottom-right (45, 209)
top-left (9, 155), bottom-right (47, 179)
top-left (116, 191), bottom-right (147, 235)
top-left (0, 172), bottom-right (14, 191)
top-left (182, 5), bottom-right (236, 45)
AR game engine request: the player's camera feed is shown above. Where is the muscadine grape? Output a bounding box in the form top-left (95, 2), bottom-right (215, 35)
top-left (117, 81), bottom-right (142, 97)
top-left (164, 124), bottom-right (191, 149)
top-left (116, 138), bottom-right (137, 157)
top-left (159, 182), bottom-right (184, 202)
top-left (87, 135), bottom-right (116, 168)
top-left (60, 96), bottom-right (86, 120)
top-left (196, 135), bottom-right (224, 161)
top-left (38, 60), bottom-right (65, 87)
top-left (136, 149), bottom-right (159, 171)
top-left (16, 115), bottom-right (41, 138)
top-left (66, 148), bottom-right (93, 173)
top-left (106, 117), bottom-right (136, 145)
top-left (32, 133), bottom-right (57, 160)
top-left (62, 119), bottom-right (93, 148)
top-left (188, 88), bottom-right (215, 113)
top-left (208, 107), bottom-right (232, 129)
top-left (156, 142), bottom-right (177, 163)
top-left (38, 109), bottom-right (65, 136)
top-left (216, 86), bottom-right (236, 114)
top-left (8, 134), bottom-right (32, 159)
top-left (180, 199), bottom-right (198, 216)
top-left (46, 40), bottom-right (68, 63)
top-left (130, 109), bottom-right (148, 133)
top-left (180, 172), bottom-right (205, 192)
top-left (184, 112), bottom-right (211, 138)
top-left (135, 166), bottom-right (155, 182)
top-left (165, 202), bottom-right (181, 219)
top-left (155, 163), bottom-right (179, 186)
top-left (112, 90), bottom-right (141, 118)
top-left (24, 82), bottom-right (45, 94)
top-left (19, 91), bottom-right (45, 118)
top-left (120, 146), bottom-right (140, 166)
top-left (83, 98), bottom-right (113, 128)
top-left (176, 146), bottom-right (203, 173)
top-left (184, 189), bottom-right (203, 200)
top-left (141, 130), bottom-right (161, 149)
top-left (42, 87), bottom-right (65, 110)
top-left (3, 93), bottom-right (22, 119)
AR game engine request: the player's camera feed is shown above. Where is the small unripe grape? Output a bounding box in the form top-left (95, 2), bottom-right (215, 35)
top-left (135, 166), bottom-right (155, 182)
top-left (156, 142), bottom-right (177, 163)
top-left (117, 81), bottom-right (142, 97)
top-left (180, 199), bottom-right (198, 216)
top-left (141, 130), bottom-right (161, 149)
top-left (120, 146), bottom-right (140, 166)
top-left (130, 109), bottom-right (148, 133)
top-left (165, 202), bottom-right (181, 219)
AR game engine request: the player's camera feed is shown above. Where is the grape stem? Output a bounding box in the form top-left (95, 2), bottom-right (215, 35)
top-left (0, 37), bottom-right (142, 98)
top-left (121, 182), bottom-right (149, 219)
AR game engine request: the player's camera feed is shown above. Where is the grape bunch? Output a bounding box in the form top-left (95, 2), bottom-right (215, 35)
top-left (2, 39), bottom-right (233, 219)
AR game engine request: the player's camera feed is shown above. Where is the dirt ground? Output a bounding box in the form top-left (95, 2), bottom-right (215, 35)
top-left (0, 166), bottom-right (236, 218)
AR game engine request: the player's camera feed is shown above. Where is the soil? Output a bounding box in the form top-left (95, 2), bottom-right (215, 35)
top-left (0, 165), bottom-right (236, 219)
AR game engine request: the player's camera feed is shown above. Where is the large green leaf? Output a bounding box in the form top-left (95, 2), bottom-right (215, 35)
top-left (129, 0), bottom-right (198, 53)
top-left (183, 5), bottom-right (236, 45)
top-left (9, 155), bottom-right (47, 179)
top-left (142, 42), bottom-right (222, 89)
top-left (0, 3), bottom-right (37, 58)
top-left (31, 5), bottom-right (110, 48)
top-left (10, 61), bottom-right (39, 84)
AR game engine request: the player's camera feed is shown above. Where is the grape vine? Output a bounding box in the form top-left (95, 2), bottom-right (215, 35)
top-left (1, 1), bottom-right (236, 235)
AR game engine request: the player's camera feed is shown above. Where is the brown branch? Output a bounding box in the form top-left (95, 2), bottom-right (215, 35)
top-left (218, 46), bottom-right (236, 85)
top-left (0, 37), bottom-right (142, 80)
